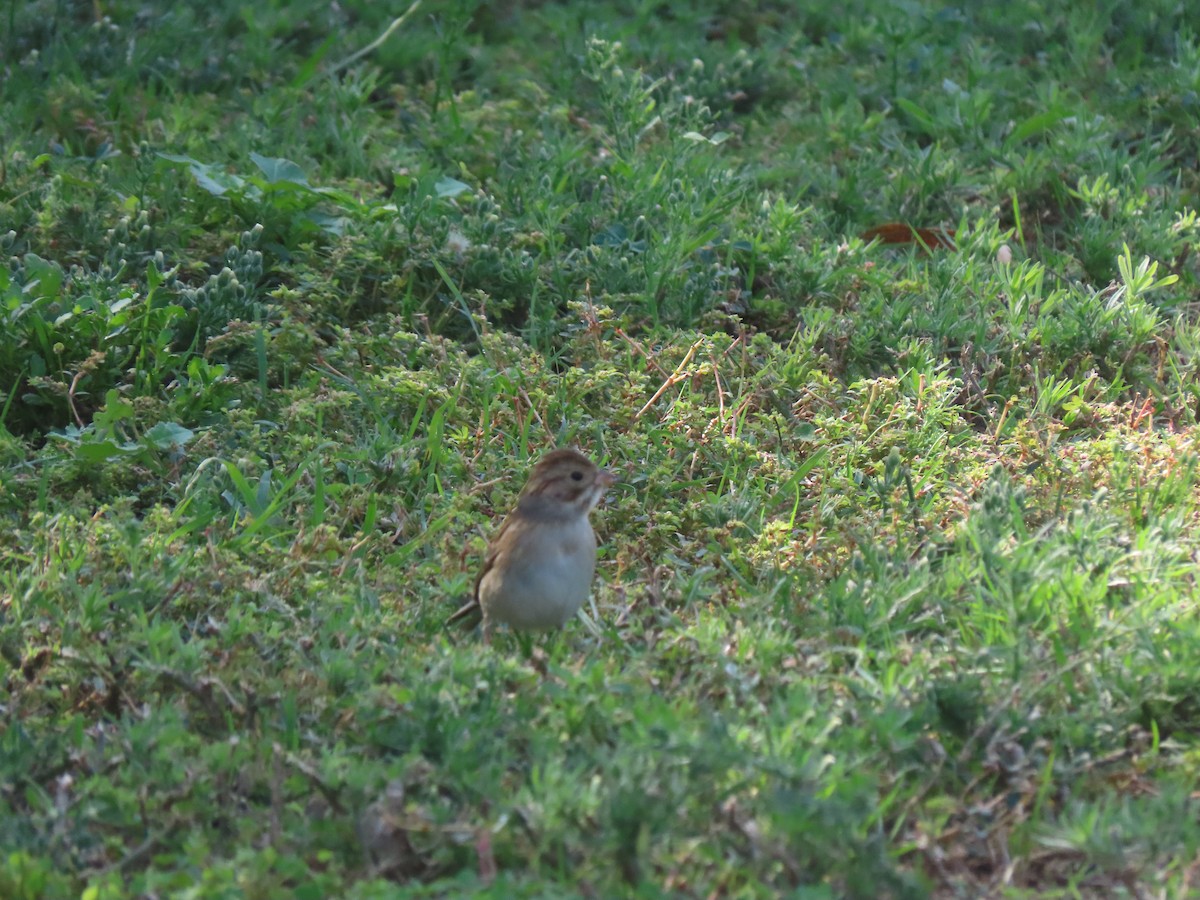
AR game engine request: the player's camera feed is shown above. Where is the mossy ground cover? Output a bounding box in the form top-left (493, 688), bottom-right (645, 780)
top-left (3, 1), bottom-right (1200, 897)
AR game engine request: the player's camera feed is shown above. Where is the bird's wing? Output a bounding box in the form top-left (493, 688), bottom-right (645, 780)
top-left (474, 515), bottom-right (510, 601)
top-left (446, 511), bottom-right (519, 626)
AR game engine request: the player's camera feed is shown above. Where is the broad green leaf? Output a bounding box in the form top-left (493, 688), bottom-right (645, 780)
top-left (77, 439), bottom-right (135, 462)
top-left (434, 176), bottom-right (470, 198)
top-left (158, 153), bottom-right (245, 196)
top-left (895, 97), bottom-right (937, 135)
top-left (306, 211), bottom-right (348, 236)
top-left (592, 223), bottom-right (629, 246)
top-left (682, 131), bottom-right (731, 146)
top-left (21, 254), bottom-right (64, 301)
top-left (251, 153), bottom-right (310, 185)
top-left (145, 422), bottom-right (195, 450)
top-left (1005, 107), bottom-right (1070, 147)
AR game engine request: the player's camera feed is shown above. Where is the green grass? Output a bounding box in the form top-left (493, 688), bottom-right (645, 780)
top-left (3, 0), bottom-right (1200, 896)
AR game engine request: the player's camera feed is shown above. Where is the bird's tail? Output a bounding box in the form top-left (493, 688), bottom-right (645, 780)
top-left (446, 596), bottom-right (482, 629)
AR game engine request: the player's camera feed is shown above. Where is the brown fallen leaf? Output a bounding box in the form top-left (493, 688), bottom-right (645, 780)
top-left (860, 222), bottom-right (957, 251)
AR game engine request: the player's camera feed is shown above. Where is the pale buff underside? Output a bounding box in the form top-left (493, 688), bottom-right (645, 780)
top-left (478, 510), bottom-right (598, 630)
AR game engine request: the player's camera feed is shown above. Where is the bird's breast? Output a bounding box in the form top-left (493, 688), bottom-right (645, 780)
top-left (482, 518), bottom-right (597, 629)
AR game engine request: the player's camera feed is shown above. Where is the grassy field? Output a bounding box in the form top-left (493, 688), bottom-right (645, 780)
top-left (4, 0), bottom-right (1200, 896)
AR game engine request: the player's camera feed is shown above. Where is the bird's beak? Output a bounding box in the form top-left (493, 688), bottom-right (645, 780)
top-left (597, 469), bottom-right (617, 489)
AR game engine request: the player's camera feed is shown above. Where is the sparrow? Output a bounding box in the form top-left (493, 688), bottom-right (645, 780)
top-left (449, 449), bottom-right (616, 639)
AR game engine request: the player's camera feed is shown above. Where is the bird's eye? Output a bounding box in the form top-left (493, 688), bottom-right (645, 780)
top-left (571, 471), bottom-right (584, 481)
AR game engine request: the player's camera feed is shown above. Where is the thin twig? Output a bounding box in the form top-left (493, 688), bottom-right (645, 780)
top-left (614, 328), bottom-right (669, 377)
top-left (711, 354), bottom-right (726, 428)
top-left (286, 750), bottom-right (346, 814)
top-left (635, 338), bottom-right (704, 420)
top-left (328, 1), bottom-right (423, 76)
top-left (67, 370), bottom-right (86, 428)
top-left (510, 383), bottom-right (546, 436)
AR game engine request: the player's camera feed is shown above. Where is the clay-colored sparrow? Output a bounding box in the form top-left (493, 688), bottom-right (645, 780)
top-left (449, 449), bottom-right (616, 638)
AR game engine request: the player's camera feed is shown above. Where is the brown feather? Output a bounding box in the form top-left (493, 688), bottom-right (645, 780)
top-left (446, 508), bottom-right (519, 627)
